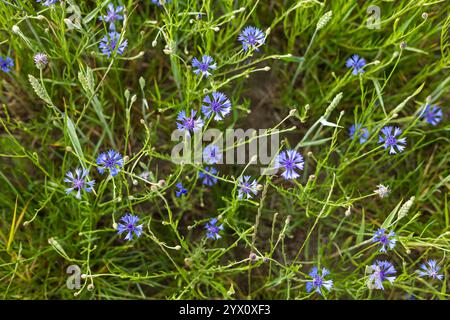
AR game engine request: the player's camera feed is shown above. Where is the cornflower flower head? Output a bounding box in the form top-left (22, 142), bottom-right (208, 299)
top-left (199, 166), bottom-right (218, 186)
top-left (378, 126), bottom-right (407, 154)
top-left (274, 149), bottom-right (304, 180)
top-left (203, 145), bottom-right (222, 164)
top-left (202, 92), bottom-right (232, 121)
top-left (0, 56), bottom-right (14, 73)
top-left (97, 149), bottom-right (124, 176)
top-left (374, 184), bottom-right (390, 198)
top-left (151, 0), bottom-right (172, 5)
top-left (99, 3), bottom-right (124, 29)
top-left (36, 0), bottom-right (59, 6)
top-left (367, 260), bottom-right (397, 290)
top-left (205, 218), bottom-right (223, 240)
top-left (417, 259), bottom-right (443, 281)
top-left (349, 123), bottom-right (369, 144)
top-left (99, 31), bottom-right (128, 58)
top-left (237, 176), bottom-right (258, 200)
top-left (117, 213), bottom-right (143, 241)
top-left (33, 53), bottom-right (48, 70)
top-left (306, 267), bottom-right (333, 295)
top-left (420, 104), bottom-right (443, 126)
top-left (346, 54), bottom-right (366, 75)
top-left (372, 228), bottom-right (396, 252)
top-left (192, 55), bottom-right (216, 77)
top-left (175, 182), bottom-right (187, 197)
top-left (238, 26), bottom-right (265, 51)
top-left (64, 168), bottom-right (95, 199)
top-left (176, 110), bottom-right (204, 135)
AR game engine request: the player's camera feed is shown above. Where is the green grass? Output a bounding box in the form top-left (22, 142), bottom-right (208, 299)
top-left (0, 0), bottom-right (449, 299)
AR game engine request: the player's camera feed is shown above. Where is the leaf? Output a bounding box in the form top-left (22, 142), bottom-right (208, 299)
top-left (78, 66), bottom-right (114, 144)
top-left (391, 82), bottom-right (425, 114)
top-left (381, 200), bottom-right (403, 229)
top-left (48, 237), bottom-right (73, 261)
top-left (319, 117), bottom-right (344, 128)
top-left (357, 208), bottom-right (365, 243)
top-left (82, 0), bottom-right (110, 24)
top-left (65, 116), bottom-right (86, 168)
top-left (298, 137), bottom-right (333, 147)
top-left (277, 54), bottom-right (304, 63)
top-left (372, 79), bottom-right (386, 115)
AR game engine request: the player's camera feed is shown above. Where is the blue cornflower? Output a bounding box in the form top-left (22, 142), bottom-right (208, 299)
top-left (151, 0), bottom-right (172, 5)
top-left (203, 145), bottom-right (222, 164)
top-left (306, 267), bottom-right (333, 296)
top-left (237, 176), bottom-right (258, 200)
top-left (175, 182), bottom-right (188, 197)
top-left (202, 92), bottom-right (232, 121)
top-left (420, 104), bottom-right (443, 126)
top-left (176, 110), bottom-right (204, 135)
top-left (99, 3), bottom-right (124, 30)
top-left (238, 26), bottom-right (265, 51)
top-left (36, 0), bottom-right (59, 6)
top-left (199, 166), bottom-right (218, 186)
top-left (99, 31), bottom-right (128, 58)
top-left (0, 56), bottom-right (14, 73)
top-left (346, 54), bottom-right (366, 75)
top-left (349, 124), bottom-right (369, 144)
top-left (117, 213), bottom-right (143, 241)
top-left (417, 259), bottom-right (443, 281)
top-left (367, 260), bottom-right (397, 290)
top-left (274, 149), bottom-right (304, 180)
top-left (64, 168), bottom-right (95, 199)
top-left (205, 218), bottom-right (223, 240)
top-left (97, 149), bottom-right (124, 176)
top-left (192, 55), bottom-right (216, 77)
top-left (378, 126), bottom-right (407, 154)
top-left (372, 228), bottom-right (396, 252)
top-left (374, 184), bottom-right (390, 198)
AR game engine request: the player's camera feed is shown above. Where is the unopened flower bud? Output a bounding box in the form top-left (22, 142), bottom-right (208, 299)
top-left (184, 258), bottom-right (193, 268)
top-left (345, 206), bottom-right (352, 217)
top-left (12, 25), bottom-right (20, 34)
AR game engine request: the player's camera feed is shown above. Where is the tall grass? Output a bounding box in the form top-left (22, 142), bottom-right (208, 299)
top-left (0, 0), bottom-right (448, 299)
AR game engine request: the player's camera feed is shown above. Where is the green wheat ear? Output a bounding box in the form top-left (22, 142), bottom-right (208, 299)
top-left (78, 67), bottom-right (95, 95)
top-left (28, 74), bottom-right (52, 106)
